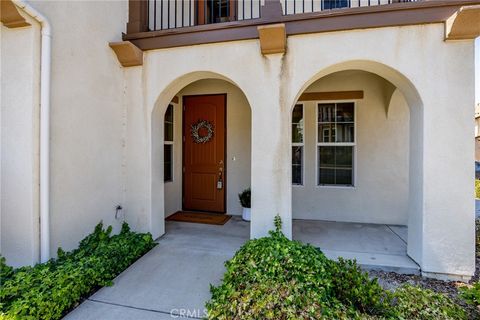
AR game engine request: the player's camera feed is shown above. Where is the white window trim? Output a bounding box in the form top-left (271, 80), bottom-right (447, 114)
top-left (164, 104), bottom-right (175, 183)
top-left (315, 100), bottom-right (357, 189)
top-left (292, 103), bottom-right (305, 186)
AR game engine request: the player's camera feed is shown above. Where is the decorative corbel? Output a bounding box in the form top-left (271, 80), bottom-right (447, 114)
top-left (1, 0), bottom-right (30, 28)
top-left (257, 23), bottom-right (286, 55)
top-left (109, 41), bottom-right (143, 67)
top-left (445, 5), bottom-right (480, 40)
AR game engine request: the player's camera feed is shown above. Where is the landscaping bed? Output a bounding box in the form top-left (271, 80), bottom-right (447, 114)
top-left (369, 271), bottom-right (480, 319)
top-left (206, 216), bottom-right (480, 319)
top-left (0, 222), bottom-right (156, 320)
top-left (369, 218), bottom-right (480, 319)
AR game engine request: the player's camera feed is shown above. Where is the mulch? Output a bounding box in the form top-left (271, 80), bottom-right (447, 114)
top-left (368, 253), bottom-right (480, 319)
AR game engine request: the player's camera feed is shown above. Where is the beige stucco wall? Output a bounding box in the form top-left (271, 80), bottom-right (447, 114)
top-left (1, 0), bottom-right (475, 280)
top-left (164, 79), bottom-right (252, 217)
top-left (45, 0), bottom-right (127, 254)
top-left (0, 14), bottom-right (41, 267)
top-left (130, 23), bottom-right (475, 279)
top-left (293, 71), bottom-right (410, 225)
top-left (4, 1), bottom-right (129, 259)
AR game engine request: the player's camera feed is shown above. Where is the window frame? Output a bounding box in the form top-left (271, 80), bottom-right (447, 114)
top-left (315, 100), bottom-right (357, 188)
top-left (164, 104), bottom-right (174, 183)
top-left (292, 103), bottom-right (305, 187)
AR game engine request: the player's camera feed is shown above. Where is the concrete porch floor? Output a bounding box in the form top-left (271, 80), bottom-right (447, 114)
top-left (65, 217), bottom-right (418, 319)
top-left (293, 219), bottom-right (418, 274)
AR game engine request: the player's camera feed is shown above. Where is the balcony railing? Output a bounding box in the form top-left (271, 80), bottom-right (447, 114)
top-left (147, 0), bottom-right (418, 31)
top-left (148, 0), bottom-right (260, 30)
top-left (282, 0), bottom-right (418, 15)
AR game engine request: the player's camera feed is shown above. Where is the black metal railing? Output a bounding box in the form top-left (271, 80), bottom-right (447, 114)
top-left (282, 0), bottom-right (419, 15)
top-left (148, 0), bottom-right (262, 31)
top-left (147, 0), bottom-right (419, 31)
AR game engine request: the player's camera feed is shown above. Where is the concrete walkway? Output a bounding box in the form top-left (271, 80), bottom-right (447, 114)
top-left (64, 218), bottom-right (248, 319)
top-left (64, 217), bottom-right (417, 319)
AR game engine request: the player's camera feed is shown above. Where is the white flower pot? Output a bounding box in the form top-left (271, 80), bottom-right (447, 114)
top-left (242, 207), bottom-right (251, 221)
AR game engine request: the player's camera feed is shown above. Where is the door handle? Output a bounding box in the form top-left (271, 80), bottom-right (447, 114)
top-left (217, 160), bottom-right (224, 189)
top-left (217, 170), bottom-right (223, 190)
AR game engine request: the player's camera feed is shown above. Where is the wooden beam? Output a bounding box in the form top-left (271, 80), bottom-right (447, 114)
top-left (171, 96), bottom-right (179, 104)
top-left (1, 0), bottom-right (30, 28)
top-left (109, 41), bottom-right (143, 67)
top-left (257, 23), bottom-right (286, 55)
top-left (445, 5), bottom-right (480, 40)
top-left (298, 91), bottom-right (364, 101)
top-left (127, 0), bottom-right (148, 33)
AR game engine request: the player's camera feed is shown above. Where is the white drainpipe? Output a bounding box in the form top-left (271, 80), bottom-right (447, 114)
top-left (11, 0), bottom-right (51, 263)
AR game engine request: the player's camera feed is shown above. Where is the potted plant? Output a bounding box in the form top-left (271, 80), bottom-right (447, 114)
top-left (238, 188), bottom-right (251, 221)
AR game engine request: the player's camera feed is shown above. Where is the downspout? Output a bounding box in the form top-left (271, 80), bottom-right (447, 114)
top-left (11, 0), bottom-right (51, 263)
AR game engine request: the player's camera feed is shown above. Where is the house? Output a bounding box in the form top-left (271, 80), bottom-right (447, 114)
top-left (1, 0), bottom-right (479, 281)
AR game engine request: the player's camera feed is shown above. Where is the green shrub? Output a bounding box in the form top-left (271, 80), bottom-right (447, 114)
top-left (0, 256), bottom-right (13, 284)
top-left (330, 257), bottom-right (391, 315)
top-left (391, 285), bottom-right (466, 320)
top-left (460, 219), bottom-right (480, 309)
top-left (475, 180), bottom-right (480, 199)
top-left (238, 188), bottom-right (250, 208)
top-left (0, 222), bottom-right (156, 320)
top-left (476, 218), bottom-right (480, 257)
top-left (460, 281), bottom-right (480, 307)
top-left (206, 217), bottom-right (467, 320)
top-left (206, 217), bottom-right (389, 319)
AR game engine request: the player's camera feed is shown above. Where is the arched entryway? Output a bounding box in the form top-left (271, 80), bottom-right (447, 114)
top-left (288, 60), bottom-right (423, 271)
top-left (151, 73), bottom-right (252, 240)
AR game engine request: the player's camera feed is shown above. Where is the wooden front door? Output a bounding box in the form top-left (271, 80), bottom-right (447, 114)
top-left (183, 95), bottom-right (226, 213)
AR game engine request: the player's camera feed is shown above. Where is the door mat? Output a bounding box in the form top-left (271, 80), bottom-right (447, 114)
top-left (166, 211), bottom-right (231, 225)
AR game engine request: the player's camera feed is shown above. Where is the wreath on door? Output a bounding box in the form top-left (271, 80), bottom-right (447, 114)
top-left (191, 119), bottom-right (214, 144)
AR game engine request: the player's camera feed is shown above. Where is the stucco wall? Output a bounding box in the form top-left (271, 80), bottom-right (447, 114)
top-left (133, 23), bottom-right (475, 278)
top-left (22, 0), bottom-right (128, 255)
top-left (1, 1), bottom-right (475, 280)
top-left (1, 14), bottom-right (41, 267)
top-left (293, 71), bottom-right (410, 225)
top-left (164, 79), bottom-right (252, 217)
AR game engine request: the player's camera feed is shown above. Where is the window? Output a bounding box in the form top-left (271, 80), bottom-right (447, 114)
top-left (203, 0), bottom-right (234, 24)
top-left (164, 104), bottom-right (174, 182)
top-left (323, 0), bottom-right (350, 10)
top-left (292, 104), bottom-right (304, 185)
top-left (317, 102), bottom-right (355, 186)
